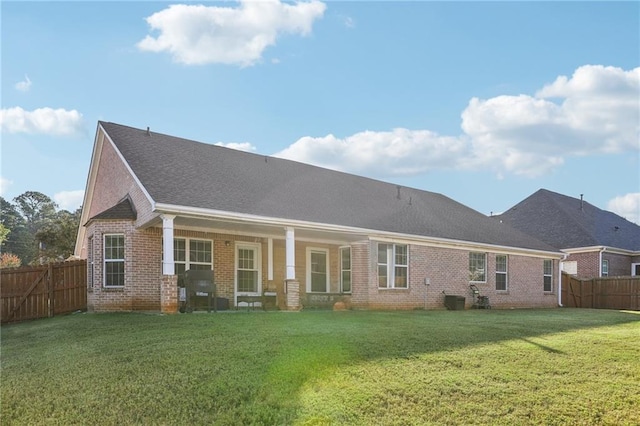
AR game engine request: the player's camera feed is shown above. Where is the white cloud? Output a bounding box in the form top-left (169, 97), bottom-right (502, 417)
top-left (15, 75), bottom-right (32, 92)
top-left (275, 65), bottom-right (639, 179)
top-left (137, 0), bottom-right (326, 66)
top-left (54, 190), bottom-right (85, 211)
top-left (607, 193), bottom-right (640, 225)
top-left (0, 107), bottom-right (84, 136)
top-left (461, 65), bottom-right (639, 177)
top-left (276, 128), bottom-right (467, 177)
top-left (0, 177), bottom-right (13, 196)
top-left (215, 142), bottom-right (257, 152)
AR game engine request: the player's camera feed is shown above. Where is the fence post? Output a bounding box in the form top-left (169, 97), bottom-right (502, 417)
top-left (48, 263), bottom-right (54, 318)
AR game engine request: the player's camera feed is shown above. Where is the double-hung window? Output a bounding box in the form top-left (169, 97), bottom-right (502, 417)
top-left (378, 243), bottom-right (408, 289)
top-left (496, 255), bottom-right (508, 291)
top-left (174, 238), bottom-right (213, 286)
top-left (104, 234), bottom-right (125, 287)
top-left (543, 259), bottom-right (553, 292)
top-left (601, 259), bottom-right (609, 277)
top-left (469, 252), bottom-right (486, 282)
top-left (340, 247), bottom-right (351, 293)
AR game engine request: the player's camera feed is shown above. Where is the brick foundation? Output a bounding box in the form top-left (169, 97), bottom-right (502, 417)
top-left (285, 279), bottom-right (301, 311)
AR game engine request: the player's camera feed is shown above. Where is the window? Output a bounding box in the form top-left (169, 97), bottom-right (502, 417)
top-left (87, 236), bottom-right (94, 289)
top-left (543, 259), bottom-right (553, 292)
top-left (174, 238), bottom-right (213, 286)
top-left (307, 248), bottom-right (329, 293)
top-left (601, 259), bottom-right (609, 277)
top-left (104, 234), bottom-right (124, 287)
top-left (469, 252), bottom-right (486, 282)
top-left (496, 255), bottom-right (507, 291)
top-left (340, 247), bottom-right (351, 293)
top-left (237, 244), bottom-right (259, 294)
top-left (378, 243), bottom-right (408, 289)
top-left (632, 263), bottom-right (640, 277)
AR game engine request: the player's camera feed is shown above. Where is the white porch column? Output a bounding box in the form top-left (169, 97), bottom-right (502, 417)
top-left (161, 214), bottom-right (176, 275)
top-left (285, 227), bottom-right (295, 280)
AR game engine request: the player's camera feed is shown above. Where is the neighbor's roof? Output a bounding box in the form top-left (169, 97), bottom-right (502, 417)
top-left (496, 189), bottom-right (640, 251)
top-left (99, 121), bottom-right (558, 253)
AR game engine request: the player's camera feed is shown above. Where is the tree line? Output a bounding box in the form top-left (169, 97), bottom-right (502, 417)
top-left (0, 191), bottom-right (81, 268)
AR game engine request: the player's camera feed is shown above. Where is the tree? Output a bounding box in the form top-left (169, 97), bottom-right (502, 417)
top-left (0, 197), bottom-right (31, 262)
top-left (0, 223), bottom-right (9, 246)
top-left (13, 191), bottom-right (57, 234)
top-left (35, 207), bottom-right (82, 262)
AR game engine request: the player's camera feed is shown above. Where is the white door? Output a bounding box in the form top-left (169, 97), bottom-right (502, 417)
top-left (235, 243), bottom-right (261, 302)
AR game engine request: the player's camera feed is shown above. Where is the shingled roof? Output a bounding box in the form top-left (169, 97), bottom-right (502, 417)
top-left (100, 121), bottom-right (558, 253)
top-left (90, 196), bottom-right (137, 221)
top-left (496, 189), bottom-right (640, 251)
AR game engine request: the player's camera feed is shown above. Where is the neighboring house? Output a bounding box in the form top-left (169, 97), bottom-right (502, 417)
top-left (496, 189), bottom-right (640, 279)
top-left (75, 122), bottom-right (563, 313)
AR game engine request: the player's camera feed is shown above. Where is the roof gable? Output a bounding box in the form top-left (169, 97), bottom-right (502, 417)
top-left (98, 121), bottom-right (558, 253)
top-left (497, 189), bottom-right (640, 251)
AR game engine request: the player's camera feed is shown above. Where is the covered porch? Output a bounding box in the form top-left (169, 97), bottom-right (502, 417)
top-left (154, 212), bottom-right (366, 313)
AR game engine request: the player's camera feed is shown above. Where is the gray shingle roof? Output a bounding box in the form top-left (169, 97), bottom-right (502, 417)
top-left (496, 189), bottom-right (640, 251)
top-left (90, 196), bottom-right (137, 221)
top-left (100, 121), bottom-right (558, 252)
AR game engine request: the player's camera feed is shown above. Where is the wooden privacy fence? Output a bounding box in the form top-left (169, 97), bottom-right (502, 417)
top-left (562, 273), bottom-right (640, 310)
top-left (1, 260), bottom-right (87, 324)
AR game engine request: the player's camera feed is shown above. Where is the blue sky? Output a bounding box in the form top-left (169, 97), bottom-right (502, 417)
top-left (1, 1), bottom-right (639, 224)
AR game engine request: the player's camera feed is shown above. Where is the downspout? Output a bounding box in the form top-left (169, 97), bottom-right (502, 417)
top-left (558, 253), bottom-right (568, 307)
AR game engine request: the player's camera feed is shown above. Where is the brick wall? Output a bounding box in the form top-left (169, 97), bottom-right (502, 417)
top-left (86, 219), bottom-right (560, 312)
top-left (86, 220), bottom-right (162, 312)
top-left (566, 252), bottom-right (599, 279)
top-left (362, 241), bottom-right (558, 310)
top-left (603, 252), bottom-right (634, 277)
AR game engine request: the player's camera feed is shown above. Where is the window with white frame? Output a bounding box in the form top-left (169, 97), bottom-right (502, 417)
top-left (378, 243), bottom-right (408, 289)
top-left (174, 238), bottom-right (213, 286)
top-left (307, 248), bottom-right (329, 293)
top-left (543, 259), bottom-right (553, 292)
top-left (340, 247), bottom-right (351, 293)
top-left (496, 255), bottom-right (508, 291)
top-left (632, 263), bottom-right (640, 276)
top-left (469, 252), bottom-right (486, 282)
top-left (104, 234), bottom-right (125, 287)
top-left (601, 259), bottom-right (609, 277)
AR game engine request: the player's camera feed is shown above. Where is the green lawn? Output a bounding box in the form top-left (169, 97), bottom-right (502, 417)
top-left (2, 309), bottom-right (639, 425)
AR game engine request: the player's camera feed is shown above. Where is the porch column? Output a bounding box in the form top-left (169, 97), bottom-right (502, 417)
top-left (284, 226), bottom-right (301, 311)
top-left (161, 214), bottom-right (176, 275)
top-left (285, 227), bottom-right (295, 280)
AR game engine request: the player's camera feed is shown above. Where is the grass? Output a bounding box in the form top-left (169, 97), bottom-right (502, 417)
top-left (1, 309), bottom-right (639, 425)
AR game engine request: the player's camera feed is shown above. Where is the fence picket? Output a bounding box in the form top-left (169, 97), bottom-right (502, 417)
top-left (562, 273), bottom-right (640, 310)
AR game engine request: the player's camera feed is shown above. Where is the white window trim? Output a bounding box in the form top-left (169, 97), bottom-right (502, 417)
top-left (601, 259), bottom-right (609, 277)
top-left (543, 259), bottom-right (553, 292)
top-left (340, 246), bottom-right (351, 294)
top-left (378, 243), bottom-right (409, 289)
top-left (632, 263), bottom-right (640, 276)
top-left (235, 241), bottom-right (262, 296)
top-left (306, 247), bottom-right (330, 293)
top-left (469, 252), bottom-right (487, 283)
top-left (173, 237), bottom-right (214, 271)
top-left (103, 233), bottom-right (125, 288)
top-left (496, 254), bottom-right (508, 292)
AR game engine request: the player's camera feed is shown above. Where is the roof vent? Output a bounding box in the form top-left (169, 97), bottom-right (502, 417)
top-left (396, 185), bottom-right (401, 200)
top-left (145, 126), bottom-right (150, 136)
top-left (580, 194), bottom-right (584, 211)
